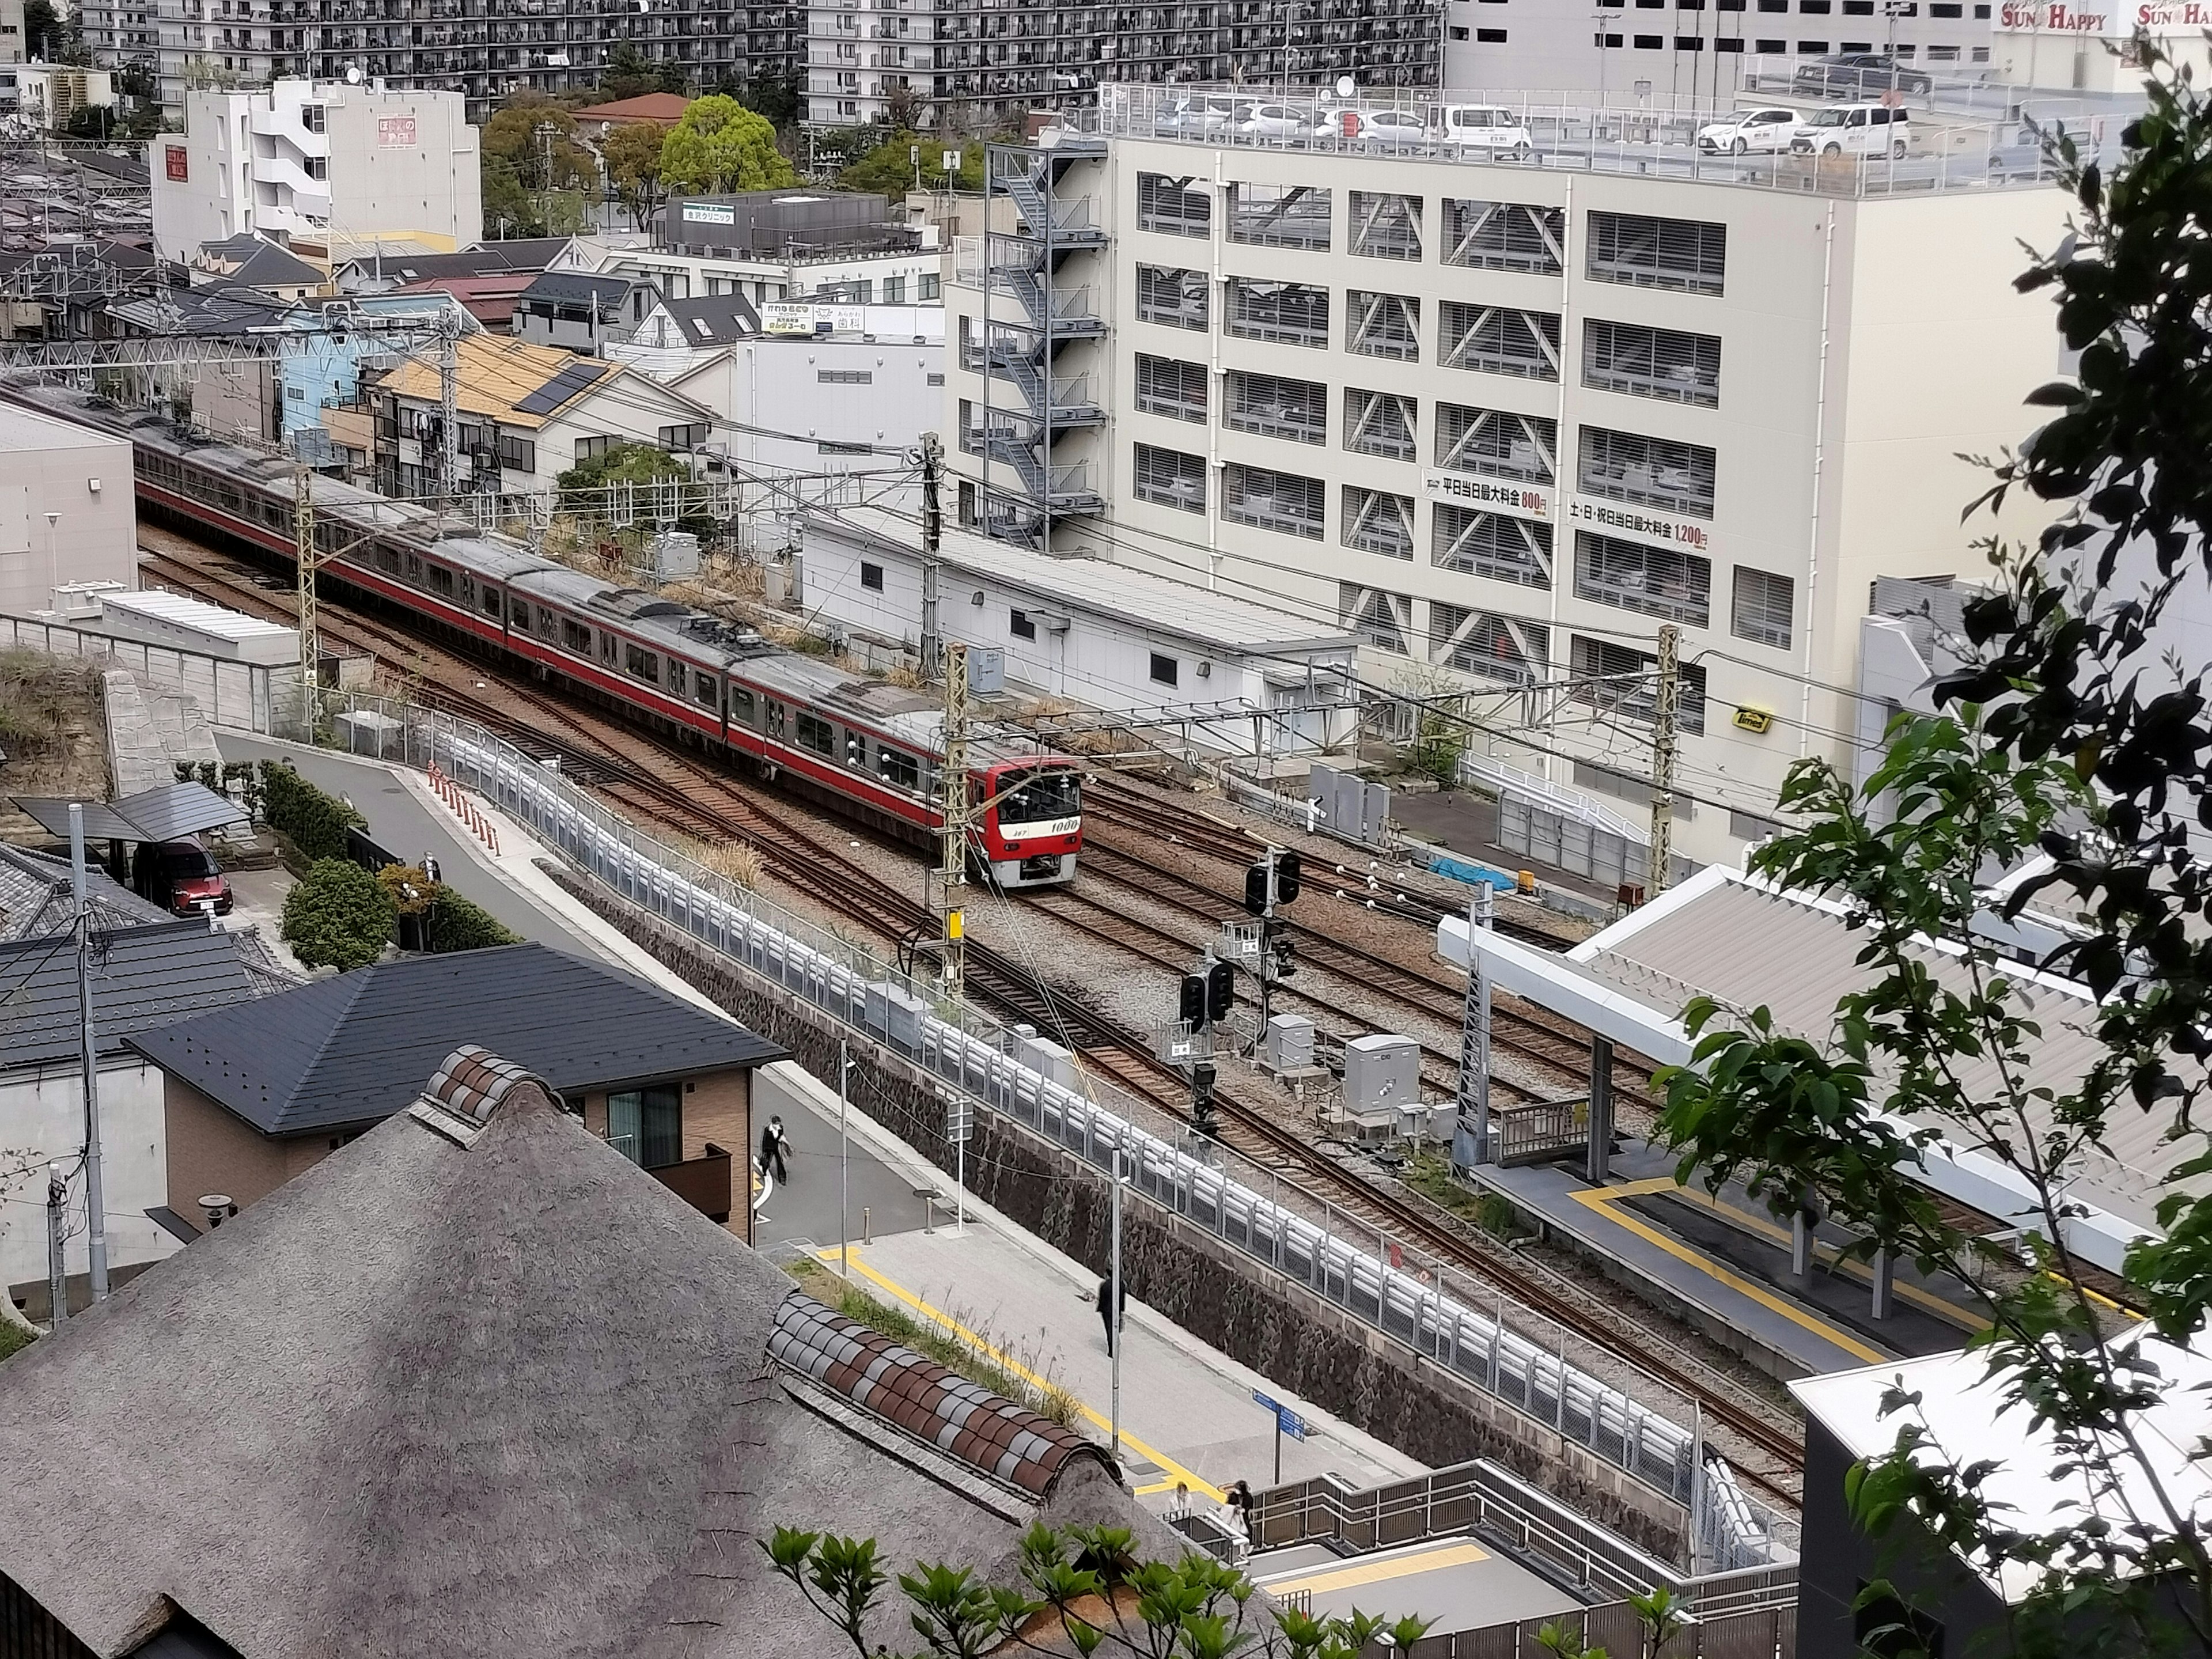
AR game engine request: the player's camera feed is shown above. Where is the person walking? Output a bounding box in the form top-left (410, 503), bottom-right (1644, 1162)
top-left (1167, 1482), bottom-right (1193, 1523)
top-left (759, 1114), bottom-right (791, 1187)
top-left (1225, 1480), bottom-right (1256, 1541)
top-left (1096, 1273), bottom-right (1127, 1357)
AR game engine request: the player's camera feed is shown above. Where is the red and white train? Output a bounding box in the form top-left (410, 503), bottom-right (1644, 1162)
top-left (63, 392), bottom-right (1083, 888)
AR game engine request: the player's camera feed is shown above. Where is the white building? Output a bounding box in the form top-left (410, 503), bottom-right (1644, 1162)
top-left (0, 401), bottom-right (138, 620)
top-left (946, 97), bottom-right (2069, 868)
top-left (804, 505), bottom-right (1362, 754)
top-left (558, 231), bottom-right (945, 312)
top-left (150, 78), bottom-right (482, 262)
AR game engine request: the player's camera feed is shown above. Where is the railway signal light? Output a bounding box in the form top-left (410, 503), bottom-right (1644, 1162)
top-left (1243, 860), bottom-right (1270, 915)
top-left (1206, 959), bottom-right (1236, 1023)
top-left (1274, 937), bottom-right (1298, 979)
top-left (1178, 972), bottom-right (1207, 1027)
top-left (1276, 851), bottom-right (1302, 905)
top-left (1191, 1059), bottom-right (1219, 1138)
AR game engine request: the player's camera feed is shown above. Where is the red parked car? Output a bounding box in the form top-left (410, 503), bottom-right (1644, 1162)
top-left (132, 837), bottom-right (233, 916)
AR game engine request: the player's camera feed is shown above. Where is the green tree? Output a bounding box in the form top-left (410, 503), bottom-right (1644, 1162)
top-left (837, 130), bottom-right (983, 196)
top-left (595, 39), bottom-right (684, 101)
top-left (739, 65), bottom-right (802, 131)
top-left (657, 94), bottom-right (795, 194)
top-left (556, 441), bottom-right (688, 510)
top-left (480, 91), bottom-right (597, 237)
top-left (604, 120), bottom-right (669, 230)
top-left (1649, 48), bottom-right (2212, 1659)
top-left (281, 859), bottom-right (396, 972)
top-left (22, 0), bottom-right (56, 58)
top-left (767, 1522), bottom-right (1430, 1658)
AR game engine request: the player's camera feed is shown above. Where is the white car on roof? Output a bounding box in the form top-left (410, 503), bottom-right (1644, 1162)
top-left (1696, 106), bottom-right (1808, 154)
top-left (1431, 104), bottom-right (1534, 156)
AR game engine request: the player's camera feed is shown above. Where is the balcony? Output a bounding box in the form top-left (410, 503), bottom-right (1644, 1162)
top-left (650, 1142), bottom-right (735, 1223)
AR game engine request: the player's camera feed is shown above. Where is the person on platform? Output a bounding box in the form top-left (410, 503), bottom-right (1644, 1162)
top-left (1096, 1273), bottom-right (1127, 1357)
top-left (759, 1114), bottom-right (791, 1187)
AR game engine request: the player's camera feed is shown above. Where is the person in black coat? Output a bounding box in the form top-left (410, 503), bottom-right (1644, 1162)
top-left (759, 1114), bottom-right (790, 1185)
top-left (1096, 1273), bottom-right (1127, 1356)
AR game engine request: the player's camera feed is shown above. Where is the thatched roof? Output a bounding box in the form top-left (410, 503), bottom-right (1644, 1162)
top-left (0, 1046), bottom-right (1152, 1658)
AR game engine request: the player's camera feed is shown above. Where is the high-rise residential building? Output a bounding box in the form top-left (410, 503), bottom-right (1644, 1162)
top-left (151, 79), bottom-right (483, 258)
top-left (944, 92), bottom-right (2070, 868)
top-left (802, 0), bottom-right (1441, 130)
top-left (78, 0), bottom-right (800, 122)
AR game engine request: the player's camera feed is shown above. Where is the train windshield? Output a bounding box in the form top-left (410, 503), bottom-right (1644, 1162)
top-left (997, 768), bottom-right (1082, 825)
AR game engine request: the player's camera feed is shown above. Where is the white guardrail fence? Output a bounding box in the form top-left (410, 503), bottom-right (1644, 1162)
top-left (3, 611), bottom-right (1791, 1565)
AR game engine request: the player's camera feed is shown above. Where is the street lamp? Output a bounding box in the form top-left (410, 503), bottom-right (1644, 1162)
top-left (43, 510), bottom-right (59, 605)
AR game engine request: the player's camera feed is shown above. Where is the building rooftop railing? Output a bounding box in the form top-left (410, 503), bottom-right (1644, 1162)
top-left (1055, 77), bottom-right (2139, 200)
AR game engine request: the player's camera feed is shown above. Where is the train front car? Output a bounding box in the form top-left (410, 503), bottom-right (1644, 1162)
top-left (978, 760), bottom-right (1082, 887)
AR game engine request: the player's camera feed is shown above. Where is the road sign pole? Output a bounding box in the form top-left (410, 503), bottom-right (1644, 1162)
top-left (1274, 1412), bottom-right (1283, 1486)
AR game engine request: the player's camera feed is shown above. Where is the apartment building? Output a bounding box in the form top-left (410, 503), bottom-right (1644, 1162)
top-left (803, 0), bottom-right (1441, 130)
top-left (83, 0), bottom-right (799, 122)
top-left (945, 94), bottom-right (2068, 866)
top-left (150, 78), bottom-right (481, 259)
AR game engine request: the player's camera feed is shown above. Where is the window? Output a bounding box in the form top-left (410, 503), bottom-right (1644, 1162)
top-left (1450, 24), bottom-right (1469, 37)
top-left (1578, 426), bottom-right (1717, 517)
top-left (1674, 33), bottom-right (1703, 45)
top-left (1570, 635), bottom-right (1707, 733)
top-left (1137, 264), bottom-right (1208, 329)
top-left (1583, 317), bottom-right (1721, 407)
top-left (426, 563), bottom-right (454, 597)
top-left (882, 276), bottom-right (906, 303)
top-left (1574, 529), bottom-right (1712, 626)
top-left (819, 441), bottom-right (872, 455)
top-left (1434, 505), bottom-right (1554, 587)
top-left (624, 642), bottom-right (661, 683)
top-left (561, 617), bottom-right (589, 653)
top-left (1343, 485), bottom-right (1415, 559)
top-left (860, 561), bottom-right (884, 592)
top-left (305, 156), bottom-right (328, 180)
top-left (795, 711), bottom-right (836, 755)
top-left (1441, 302), bottom-right (1562, 380)
top-left (818, 369), bottom-right (873, 384)
top-left (1799, 35), bottom-right (1828, 47)
top-left (1926, 42), bottom-right (1957, 56)
top-left (482, 586), bottom-right (501, 618)
top-left (574, 434), bottom-right (618, 462)
top-left (1342, 585), bottom-right (1411, 654)
top-left (1223, 463), bottom-right (1325, 539)
top-left (730, 685), bottom-right (756, 724)
top-left (496, 431), bottom-right (535, 472)
top-left (1444, 199), bottom-right (1565, 274)
top-left (695, 672), bottom-right (718, 711)
top-left (1226, 370), bottom-right (1328, 444)
top-left (1138, 172), bottom-right (1210, 236)
top-left (1344, 388), bottom-right (1417, 461)
top-left (927, 372), bottom-right (945, 387)
top-left (1437, 403), bottom-right (1557, 484)
top-left (1227, 279), bottom-right (1330, 348)
top-left (658, 422), bottom-right (710, 449)
top-left (1717, 33), bottom-right (1744, 44)
top-left (606, 1085), bottom-right (681, 1168)
top-left (601, 630), bottom-right (618, 665)
top-left (1756, 34), bottom-right (1786, 46)
top-left (1476, 24), bottom-right (1507, 37)
top-left (1433, 604), bottom-right (1548, 685)
top-left (1229, 182), bottom-right (1332, 249)
top-left (1586, 211), bottom-right (1726, 295)
top-left (1350, 191), bottom-right (1422, 260)
top-left (1732, 566), bottom-right (1795, 647)
top-left (1135, 353), bottom-right (1208, 422)
top-left (1150, 652), bottom-right (1179, 687)
top-left (878, 747), bottom-right (921, 789)
top-left (1635, 32), bottom-right (1663, 44)
top-left (1010, 608), bottom-right (1037, 641)
top-left (1972, 43), bottom-right (1990, 58)
top-left (919, 272), bottom-right (941, 300)
top-left (302, 102), bottom-right (325, 132)
top-left (1347, 290), bottom-right (1421, 362)
top-left (1133, 443), bottom-right (1206, 512)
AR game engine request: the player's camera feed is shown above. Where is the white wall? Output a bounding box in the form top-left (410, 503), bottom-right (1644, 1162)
top-left (0, 1058), bottom-right (177, 1300)
top-left (680, 336), bottom-right (942, 484)
top-left (0, 407), bottom-right (137, 619)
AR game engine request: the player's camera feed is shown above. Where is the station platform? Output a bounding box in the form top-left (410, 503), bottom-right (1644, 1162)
top-left (1471, 1138), bottom-right (1984, 1377)
top-left (1250, 1535), bottom-right (1579, 1630)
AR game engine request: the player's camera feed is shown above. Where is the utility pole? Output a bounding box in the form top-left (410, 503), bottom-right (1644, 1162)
top-left (69, 804), bottom-right (108, 1302)
top-left (1452, 881), bottom-right (1494, 1173)
top-left (44, 1164), bottom-right (66, 1327)
top-left (935, 640), bottom-right (970, 1004)
top-left (1647, 623), bottom-right (1680, 897)
top-left (437, 312), bottom-right (461, 506)
top-left (919, 429), bottom-right (944, 680)
top-left (294, 461), bottom-right (318, 720)
top-left (1256, 846), bottom-right (1278, 1037)
top-left (838, 1040), bottom-right (851, 1278)
top-left (1109, 1143), bottom-right (1124, 1458)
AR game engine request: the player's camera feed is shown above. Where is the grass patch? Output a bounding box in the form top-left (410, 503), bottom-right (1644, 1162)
top-left (787, 1256), bottom-right (1082, 1432)
top-left (1404, 1152), bottom-right (1532, 1242)
top-left (0, 1319), bottom-right (35, 1362)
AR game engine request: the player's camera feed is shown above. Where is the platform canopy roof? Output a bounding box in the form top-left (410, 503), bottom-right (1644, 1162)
top-left (8, 782), bottom-right (247, 846)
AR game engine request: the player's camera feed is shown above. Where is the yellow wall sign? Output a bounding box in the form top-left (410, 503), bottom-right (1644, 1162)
top-left (1732, 706), bottom-right (1774, 734)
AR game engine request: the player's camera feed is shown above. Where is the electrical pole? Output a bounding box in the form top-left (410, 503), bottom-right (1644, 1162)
top-left (437, 312), bottom-right (461, 507)
top-left (70, 804), bottom-right (108, 1302)
top-left (1109, 1143), bottom-right (1124, 1459)
top-left (1647, 623), bottom-right (1680, 897)
top-left (1256, 846), bottom-right (1278, 1037)
top-left (1452, 881), bottom-right (1494, 1173)
top-left (919, 429), bottom-right (944, 680)
top-left (44, 1164), bottom-right (66, 1327)
top-left (936, 640), bottom-right (970, 1005)
top-left (294, 461), bottom-right (318, 721)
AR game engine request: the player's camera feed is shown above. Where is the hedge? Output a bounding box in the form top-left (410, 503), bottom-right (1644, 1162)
top-left (426, 889), bottom-right (522, 953)
top-left (259, 761), bottom-right (366, 862)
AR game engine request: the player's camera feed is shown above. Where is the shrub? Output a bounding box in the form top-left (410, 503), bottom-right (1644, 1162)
top-left (258, 761), bottom-right (365, 861)
top-left (425, 888), bottom-right (522, 953)
top-left (280, 858), bottom-right (395, 971)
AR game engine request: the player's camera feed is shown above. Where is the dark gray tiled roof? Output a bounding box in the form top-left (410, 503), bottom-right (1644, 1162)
top-left (0, 842), bottom-right (168, 942)
top-left (0, 919), bottom-right (269, 1071)
top-left (124, 941), bottom-right (785, 1136)
top-left (518, 269), bottom-right (639, 311)
top-left (664, 292), bottom-right (762, 346)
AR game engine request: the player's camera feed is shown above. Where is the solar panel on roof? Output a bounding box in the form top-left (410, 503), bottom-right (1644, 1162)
top-left (513, 360), bottom-right (611, 416)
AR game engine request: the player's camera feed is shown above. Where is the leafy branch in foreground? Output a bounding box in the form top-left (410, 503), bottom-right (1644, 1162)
top-left (766, 1522), bottom-right (1430, 1658)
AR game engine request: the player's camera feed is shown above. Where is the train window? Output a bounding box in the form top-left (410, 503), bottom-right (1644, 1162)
top-left (600, 631), bottom-right (618, 665)
top-left (766, 701), bottom-right (786, 737)
top-left (796, 713), bottom-right (836, 755)
top-left (878, 747), bottom-right (920, 790)
top-left (375, 547), bottom-right (400, 575)
top-left (426, 565), bottom-right (454, 597)
top-left (695, 673), bottom-right (718, 711)
top-left (730, 685), bottom-right (756, 723)
top-left (561, 618), bottom-right (590, 653)
top-left (845, 729), bottom-right (866, 767)
top-left (482, 588), bottom-right (500, 618)
top-left (665, 661), bottom-right (686, 696)
top-left (461, 577), bottom-right (477, 604)
top-left (624, 643), bottom-right (660, 684)
top-left (407, 553), bottom-right (423, 581)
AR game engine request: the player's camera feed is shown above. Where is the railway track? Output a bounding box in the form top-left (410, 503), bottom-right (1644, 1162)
top-left (140, 523), bottom-right (1805, 1504)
